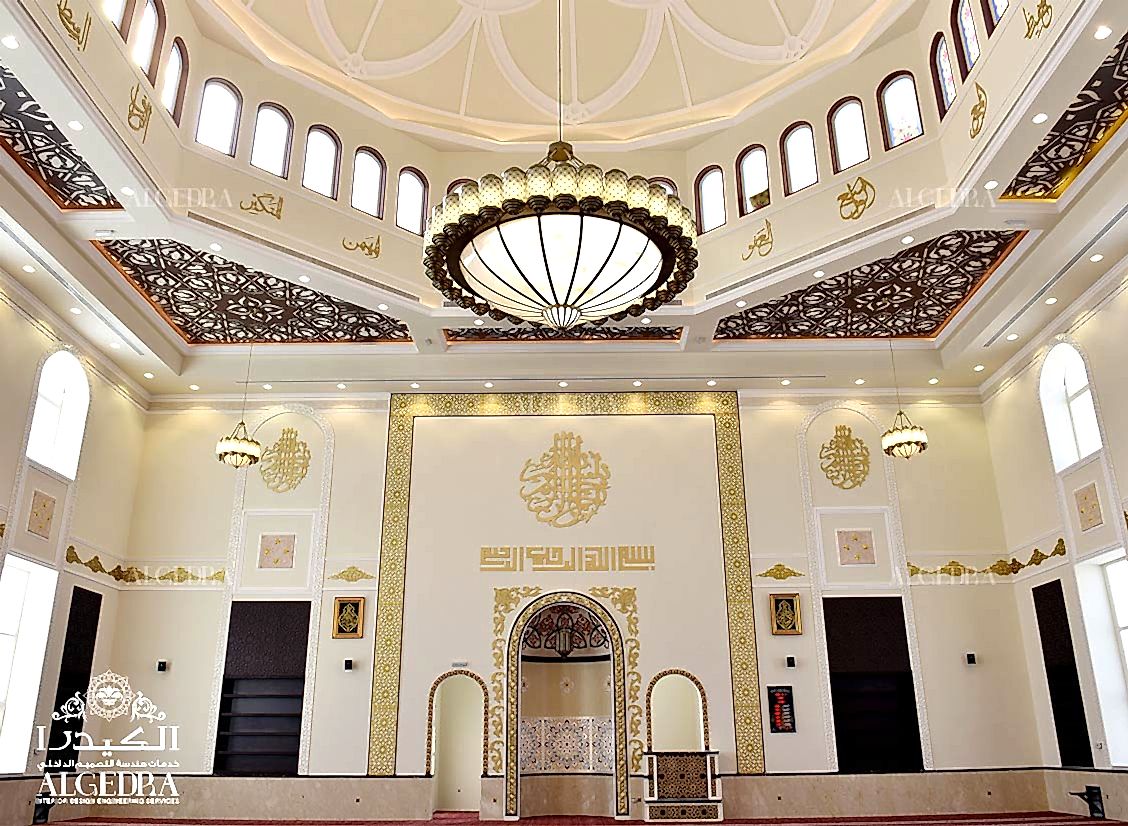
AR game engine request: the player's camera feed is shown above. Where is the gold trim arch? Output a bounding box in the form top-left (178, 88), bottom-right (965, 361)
top-left (506, 591), bottom-right (629, 818)
top-left (424, 669), bottom-right (489, 777)
top-left (645, 668), bottom-right (711, 751)
top-left (367, 392), bottom-right (763, 776)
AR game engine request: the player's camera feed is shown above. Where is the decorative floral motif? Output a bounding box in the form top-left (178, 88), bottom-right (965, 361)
top-left (95, 239), bottom-right (411, 344)
top-left (908, 537), bottom-right (1066, 577)
top-left (756, 563), bottom-right (804, 580)
top-left (714, 230), bottom-right (1023, 339)
top-left (521, 604), bottom-right (609, 657)
top-left (327, 565), bottom-right (376, 582)
top-left (445, 325), bottom-right (683, 342)
top-left (258, 533), bottom-right (296, 569)
top-left (519, 716), bottom-right (613, 774)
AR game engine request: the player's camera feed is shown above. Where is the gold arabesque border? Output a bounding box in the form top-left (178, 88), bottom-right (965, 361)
top-left (366, 392), bottom-right (763, 776)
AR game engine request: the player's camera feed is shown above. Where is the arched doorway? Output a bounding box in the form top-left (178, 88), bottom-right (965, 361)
top-left (646, 669), bottom-right (709, 751)
top-left (426, 671), bottom-right (488, 813)
top-left (505, 592), bottom-right (629, 818)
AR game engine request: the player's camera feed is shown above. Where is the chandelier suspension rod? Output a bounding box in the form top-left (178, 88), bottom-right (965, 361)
top-left (556, 0), bottom-right (564, 145)
top-left (888, 339), bottom-right (902, 410)
top-left (240, 342), bottom-right (253, 421)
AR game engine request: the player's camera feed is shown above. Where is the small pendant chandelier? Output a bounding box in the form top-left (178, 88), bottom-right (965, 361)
top-left (216, 344), bottom-right (262, 468)
top-left (881, 341), bottom-right (929, 460)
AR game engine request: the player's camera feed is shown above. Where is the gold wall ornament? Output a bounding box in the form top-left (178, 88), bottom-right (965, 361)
top-left (908, 537), bottom-right (1066, 577)
top-left (756, 563), bottom-right (804, 580)
top-left (259, 427), bottom-right (311, 493)
top-left (332, 596), bottom-right (365, 639)
top-left (1023, 0), bottom-right (1053, 38)
top-left (126, 83), bottom-right (152, 143)
top-left (486, 586), bottom-right (543, 774)
top-left (818, 425), bottom-right (870, 490)
top-left (741, 219), bottom-right (774, 260)
top-left (57, 0), bottom-right (92, 51)
top-left (481, 544), bottom-right (655, 572)
top-left (65, 545), bottom-right (225, 584)
top-left (768, 593), bottom-right (801, 635)
top-left (969, 83), bottom-right (988, 139)
top-left (837, 176), bottom-right (876, 221)
top-left (239, 192), bottom-right (284, 220)
top-left (328, 565), bottom-right (377, 582)
top-left (519, 431), bottom-right (610, 528)
top-left (591, 586), bottom-right (644, 772)
top-left (342, 234), bottom-right (381, 259)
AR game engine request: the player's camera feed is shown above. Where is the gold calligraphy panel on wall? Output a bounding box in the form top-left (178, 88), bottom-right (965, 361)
top-left (519, 432), bottom-right (610, 527)
top-left (259, 427), bottom-right (311, 493)
top-left (818, 425), bottom-right (870, 489)
top-left (480, 544), bottom-right (656, 573)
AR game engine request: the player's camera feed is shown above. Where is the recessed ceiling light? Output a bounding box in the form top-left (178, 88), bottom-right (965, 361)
top-left (706, 380), bottom-right (717, 387)
top-left (143, 372), bottom-right (154, 379)
top-left (261, 383), bottom-right (273, 390)
top-left (298, 275), bottom-right (311, 284)
top-left (1032, 112), bottom-right (1049, 125)
top-left (120, 186), bottom-right (134, 197)
top-left (928, 377), bottom-right (939, 385)
top-left (484, 381), bottom-right (494, 389)
top-left (1, 35), bottom-right (19, 49)
top-left (901, 235), bottom-right (915, 245)
top-left (67, 120), bottom-right (83, 131)
top-left (209, 242), bottom-right (222, 252)
top-left (973, 364), bottom-right (985, 372)
top-left (814, 269), bottom-right (825, 278)
top-left (780, 379), bottom-right (791, 386)
top-left (632, 380), bottom-right (642, 387)
top-left (69, 307), bottom-right (81, 315)
top-left (641, 317), bottom-right (651, 325)
top-left (21, 264), bottom-right (35, 273)
top-left (377, 303), bottom-right (388, 311)
top-left (1095, 24), bottom-right (1113, 40)
top-left (94, 229), bottom-right (113, 238)
top-left (558, 381), bottom-right (569, 388)
top-left (735, 300), bottom-right (747, 308)
top-left (189, 384), bottom-right (200, 391)
top-left (110, 341), bottom-right (121, 350)
top-left (854, 378), bottom-right (865, 385)
top-left (984, 180), bottom-right (999, 190)
top-left (1045, 297), bottom-right (1058, 305)
top-left (473, 319), bottom-right (484, 326)
top-left (409, 382), bottom-right (420, 389)
top-left (1006, 333), bottom-right (1019, 341)
top-left (1089, 253), bottom-right (1104, 263)
top-left (336, 382), bottom-right (347, 390)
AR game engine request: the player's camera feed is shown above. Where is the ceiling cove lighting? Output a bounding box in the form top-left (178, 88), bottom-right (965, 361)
top-left (216, 345), bottom-right (262, 469)
top-left (421, 1), bottom-right (697, 331)
top-left (881, 341), bottom-right (928, 460)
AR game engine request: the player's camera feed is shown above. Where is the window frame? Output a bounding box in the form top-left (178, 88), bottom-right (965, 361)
top-left (780, 122), bottom-right (819, 196)
top-left (649, 177), bottom-right (678, 198)
top-left (447, 178), bottom-right (475, 195)
top-left (734, 145), bottom-right (770, 216)
top-left (25, 350), bottom-right (90, 482)
top-left (249, 102), bottom-right (295, 179)
top-left (131, 0), bottom-right (166, 85)
top-left (351, 147), bottom-right (387, 219)
top-left (980, 0), bottom-right (1007, 34)
top-left (301, 125), bottom-right (342, 199)
top-left (877, 71), bottom-right (925, 151)
top-left (693, 164), bottom-right (726, 234)
top-left (827, 97), bottom-right (870, 174)
top-left (951, 0), bottom-right (982, 79)
top-left (1039, 342), bottom-right (1103, 473)
top-left (1101, 557), bottom-right (1128, 696)
top-left (930, 34), bottom-right (958, 119)
top-left (395, 166), bottom-right (429, 235)
top-left (195, 77), bottom-right (242, 157)
top-left (113, 0), bottom-right (139, 39)
top-left (160, 37), bottom-right (188, 124)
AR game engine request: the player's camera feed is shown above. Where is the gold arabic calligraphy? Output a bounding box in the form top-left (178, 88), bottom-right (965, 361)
top-left (127, 83), bottom-right (152, 143)
top-left (259, 427), bottom-right (311, 494)
top-left (519, 432), bottom-right (610, 528)
top-left (818, 425), bottom-right (870, 490)
top-left (342, 235), bottom-right (381, 259)
top-left (57, 0), bottom-right (92, 51)
top-left (838, 176), bottom-right (876, 221)
top-left (1023, 0), bottom-right (1052, 38)
top-left (239, 192), bottom-right (284, 220)
top-left (480, 544), bottom-right (655, 572)
top-left (741, 219), bottom-right (774, 260)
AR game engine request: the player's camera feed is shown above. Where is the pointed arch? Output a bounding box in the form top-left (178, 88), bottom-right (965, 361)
top-left (424, 669), bottom-right (489, 776)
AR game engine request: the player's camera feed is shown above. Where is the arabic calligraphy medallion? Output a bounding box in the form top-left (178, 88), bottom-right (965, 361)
top-left (259, 427), bottom-right (311, 493)
top-left (519, 432), bottom-right (611, 528)
top-left (818, 425), bottom-right (870, 490)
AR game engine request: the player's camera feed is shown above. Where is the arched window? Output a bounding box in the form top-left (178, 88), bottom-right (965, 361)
top-left (26, 351), bottom-right (89, 480)
top-left (447, 178), bottom-right (475, 195)
top-left (952, 0), bottom-right (982, 78)
top-left (829, 98), bottom-right (869, 172)
top-left (735, 146), bottom-right (770, 215)
top-left (102, 0), bottom-right (130, 32)
top-left (931, 34), bottom-right (958, 118)
top-left (1040, 343), bottom-right (1102, 472)
top-left (396, 167), bottom-right (428, 235)
top-left (878, 73), bottom-right (924, 149)
top-left (781, 123), bottom-right (818, 195)
top-left (650, 177), bottom-right (678, 198)
top-left (694, 166), bottom-right (726, 233)
top-left (249, 104), bottom-right (293, 178)
top-left (159, 38), bottom-right (188, 123)
top-left (351, 148), bottom-right (386, 218)
top-left (981, 0), bottom-right (1008, 33)
top-left (130, 0), bottom-right (164, 83)
top-left (302, 126), bottom-right (341, 198)
top-left (195, 79), bottom-right (241, 156)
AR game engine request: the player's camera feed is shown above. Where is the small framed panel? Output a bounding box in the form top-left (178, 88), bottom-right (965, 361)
top-left (836, 528), bottom-right (877, 566)
top-left (333, 596), bottom-right (365, 639)
top-left (27, 490), bottom-right (57, 539)
top-left (766, 685), bottom-right (796, 733)
top-left (769, 593), bottom-right (802, 635)
top-left (1073, 482), bottom-right (1104, 533)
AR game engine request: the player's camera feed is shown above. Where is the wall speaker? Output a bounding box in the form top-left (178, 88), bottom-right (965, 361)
top-left (344, 658), bottom-right (354, 671)
top-left (156, 660), bottom-right (168, 672)
top-left (966, 652), bottom-right (977, 665)
top-left (785, 656), bottom-right (797, 668)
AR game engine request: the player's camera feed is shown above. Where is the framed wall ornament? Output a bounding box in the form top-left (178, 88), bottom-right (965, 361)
top-left (769, 594), bottom-right (802, 635)
top-left (332, 596), bottom-right (365, 639)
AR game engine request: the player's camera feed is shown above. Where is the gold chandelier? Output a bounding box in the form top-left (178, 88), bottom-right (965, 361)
top-left (216, 344), bottom-right (262, 468)
top-left (422, 2), bottom-right (698, 331)
top-left (881, 341), bottom-right (928, 460)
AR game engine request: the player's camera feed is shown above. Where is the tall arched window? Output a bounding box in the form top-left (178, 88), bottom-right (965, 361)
top-left (931, 34), bottom-right (958, 118)
top-left (159, 38), bottom-right (188, 123)
top-left (102, 0), bottom-right (130, 32)
top-left (130, 0), bottom-right (164, 83)
top-left (650, 177), bottom-right (678, 198)
top-left (249, 104), bottom-right (293, 178)
top-left (981, 0), bottom-right (1008, 33)
top-left (952, 0), bottom-right (982, 78)
top-left (878, 73), bottom-right (924, 149)
top-left (736, 146), bottom-right (770, 215)
top-left (26, 351), bottom-right (90, 480)
top-left (829, 98), bottom-right (869, 172)
top-left (1040, 343), bottom-right (1102, 472)
top-left (396, 167), bottom-right (428, 235)
top-left (351, 148), bottom-right (386, 218)
top-left (195, 79), bottom-right (241, 156)
top-left (781, 123), bottom-right (818, 195)
top-left (302, 126), bottom-right (341, 198)
top-left (694, 166), bottom-right (726, 233)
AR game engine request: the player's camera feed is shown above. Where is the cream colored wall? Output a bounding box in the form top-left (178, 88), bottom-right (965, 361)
top-left (0, 296), bottom-right (44, 503)
top-left (434, 675), bottom-right (485, 812)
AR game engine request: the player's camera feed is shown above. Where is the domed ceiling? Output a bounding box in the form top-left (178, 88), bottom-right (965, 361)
top-left (198, 0), bottom-right (903, 145)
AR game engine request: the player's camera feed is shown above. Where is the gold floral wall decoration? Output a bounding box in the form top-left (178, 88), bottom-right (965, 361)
top-left (908, 538), bottom-right (1066, 578)
top-left (488, 586), bottom-right (542, 774)
top-left (970, 83), bottom-right (988, 138)
top-left (259, 427), bottom-right (311, 493)
top-left (65, 546), bottom-right (225, 584)
top-left (837, 176), bottom-right (876, 221)
top-left (126, 83), bottom-right (152, 143)
top-left (590, 586), bottom-right (644, 771)
top-left (239, 192), bottom-right (284, 220)
top-left (818, 425), bottom-right (870, 489)
top-left (328, 565), bottom-right (377, 582)
top-left (519, 432), bottom-right (610, 528)
top-left (741, 219), bottom-right (774, 260)
top-left (756, 563), bottom-right (804, 580)
top-left (1023, 0), bottom-right (1052, 38)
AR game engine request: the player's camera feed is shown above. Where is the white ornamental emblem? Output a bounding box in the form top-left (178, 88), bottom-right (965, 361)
top-left (85, 670), bottom-right (134, 721)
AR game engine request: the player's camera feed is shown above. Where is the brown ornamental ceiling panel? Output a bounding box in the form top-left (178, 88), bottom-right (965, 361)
top-left (444, 325), bottom-right (683, 343)
top-left (713, 229), bottom-right (1024, 340)
top-left (0, 63), bottom-right (121, 210)
top-left (96, 238), bottom-right (411, 344)
top-left (1003, 28), bottom-right (1128, 200)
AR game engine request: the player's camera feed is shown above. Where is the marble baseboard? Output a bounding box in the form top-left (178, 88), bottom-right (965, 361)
top-left (0, 778), bottom-right (39, 826)
top-left (1043, 768), bottom-right (1128, 821)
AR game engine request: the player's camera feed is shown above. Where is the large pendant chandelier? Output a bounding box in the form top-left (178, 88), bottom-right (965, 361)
top-left (422, 3), bottom-right (698, 331)
top-left (216, 344), bottom-right (262, 468)
top-left (881, 341), bottom-right (929, 460)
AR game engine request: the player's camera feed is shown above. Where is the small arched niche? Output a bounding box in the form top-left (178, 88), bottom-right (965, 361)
top-left (647, 671), bottom-right (707, 751)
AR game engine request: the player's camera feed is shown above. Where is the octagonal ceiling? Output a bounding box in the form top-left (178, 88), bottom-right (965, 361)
top-left (197, 0), bottom-right (904, 145)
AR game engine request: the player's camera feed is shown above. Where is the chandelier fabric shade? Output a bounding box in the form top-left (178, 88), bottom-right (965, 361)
top-left (881, 410), bottom-right (929, 459)
top-left (216, 420), bottom-right (262, 468)
top-left (423, 144), bottom-right (699, 330)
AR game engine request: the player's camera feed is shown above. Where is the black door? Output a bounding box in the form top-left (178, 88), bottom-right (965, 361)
top-left (1033, 579), bottom-right (1093, 767)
